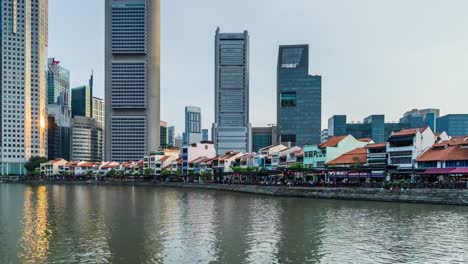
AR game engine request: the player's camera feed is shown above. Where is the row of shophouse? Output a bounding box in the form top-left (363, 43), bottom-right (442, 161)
top-left (40, 127), bottom-right (468, 179)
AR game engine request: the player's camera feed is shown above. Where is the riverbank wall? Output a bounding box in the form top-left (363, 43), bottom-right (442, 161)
top-left (8, 180), bottom-right (468, 206)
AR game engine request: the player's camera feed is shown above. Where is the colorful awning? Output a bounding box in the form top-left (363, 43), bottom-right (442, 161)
top-left (424, 168), bottom-right (456, 174)
top-left (451, 168), bottom-right (468, 174)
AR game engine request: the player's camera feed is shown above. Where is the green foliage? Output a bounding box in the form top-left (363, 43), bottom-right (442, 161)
top-left (106, 169), bottom-right (117, 177)
top-left (233, 166), bottom-right (242, 173)
top-left (200, 171), bottom-right (213, 182)
top-left (24, 156), bottom-right (48, 173)
top-left (289, 163), bottom-right (304, 169)
top-left (162, 170), bottom-right (171, 176)
top-left (143, 168), bottom-right (154, 176)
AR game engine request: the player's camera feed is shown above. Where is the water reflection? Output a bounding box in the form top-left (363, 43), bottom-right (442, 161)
top-left (19, 186), bottom-right (50, 263)
top-left (0, 184), bottom-right (467, 264)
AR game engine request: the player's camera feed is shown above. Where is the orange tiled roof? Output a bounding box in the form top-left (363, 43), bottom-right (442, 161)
top-left (159, 156), bottom-right (170, 162)
top-left (327, 148), bottom-right (367, 166)
top-left (366, 143), bottom-right (387, 149)
top-left (358, 138), bottom-right (373, 143)
top-left (417, 143), bottom-right (468, 162)
top-left (319, 136), bottom-right (348, 148)
top-left (391, 127), bottom-right (427, 137)
top-left (189, 156), bottom-right (209, 164)
top-left (51, 158), bottom-right (65, 163)
top-left (77, 162), bottom-right (95, 168)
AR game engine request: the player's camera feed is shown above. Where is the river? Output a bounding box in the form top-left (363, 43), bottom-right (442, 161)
top-left (0, 184), bottom-right (467, 264)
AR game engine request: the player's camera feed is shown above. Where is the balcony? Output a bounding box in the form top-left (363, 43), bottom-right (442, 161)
top-left (387, 145), bottom-right (415, 153)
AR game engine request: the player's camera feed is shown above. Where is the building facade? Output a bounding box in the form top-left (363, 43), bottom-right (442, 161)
top-left (202, 129), bottom-right (209, 142)
top-left (185, 106), bottom-right (202, 145)
top-left (168, 126), bottom-right (175, 146)
top-left (400, 108), bottom-right (439, 132)
top-left (48, 103), bottom-right (71, 161)
top-left (437, 114), bottom-right (468, 136)
top-left (160, 121), bottom-right (168, 148)
top-left (47, 58), bottom-right (70, 105)
top-left (0, 0), bottom-right (48, 175)
top-left (92, 97), bottom-right (105, 128)
top-left (212, 27), bottom-right (252, 155)
top-left (105, 0), bottom-right (161, 162)
top-left (252, 126), bottom-right (278, 152)
top-left (71, 116), bottom-right (104, 162)
top-left (71, 86), bottom-right (91, 118)
top-left (277, 45), bottom-right (322, 147)
top-left (328, 114), bottom-right (410, 143)
top-left (174, 134), bottom-right (183, 149)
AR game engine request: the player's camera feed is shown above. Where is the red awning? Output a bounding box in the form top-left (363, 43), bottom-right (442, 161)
top-left (423, 168), bottom-right (455, 175)
top-left (451, 168), bottom-right (468, 174)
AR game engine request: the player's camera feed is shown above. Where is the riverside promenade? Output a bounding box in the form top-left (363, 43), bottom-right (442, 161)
top-left (11, 180), bottom-right (468, 206)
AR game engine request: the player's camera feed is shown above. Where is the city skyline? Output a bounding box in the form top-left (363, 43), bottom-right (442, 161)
top-left (49, 0), bottom-right (468, 133)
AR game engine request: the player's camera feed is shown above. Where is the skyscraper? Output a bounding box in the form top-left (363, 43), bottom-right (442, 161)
top-left (92, 97), bottom-right (105, 128)
top-left (168, 126), bottom-right (175, 146)
top-left (202, 129), bottom-right (209, 142)
top-left (185, 106), bottom-right (202, 145)
top-left (47, 58), bottom-right (70, 105)
top-left (277, 45), bottom-right (322, 147)
top-left (160, 121), bottom-right (168, 148)
top-left (212, 27), bottom-right (251, 155)
top-left (71, 116), bottom-right (104, 162)
top-left (105, 0), bottom-right (161, 162)
top-left (47, 58), bottom-right (71, 161)
top-left (71, 86), bottom-right (91, 118)
top-left (0, 0), bottom-right (48, 175)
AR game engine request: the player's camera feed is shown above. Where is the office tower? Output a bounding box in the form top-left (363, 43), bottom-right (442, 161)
top-left (202, 129), bottom-right (209, 141)
top-left (328, 115), bottom-right (347, 137)
top-left (71, 86), bottom-right (91, 118)
top-left (400, 108), bottom-right (440, 132)
top-left (437, 114), bottom-right (468, 136)
top-left (71, 117), bottom-right (104, 162)
top-left (185, 106), bottom-right (202, 144)
top-left (174, 134), bottom-right (183, 149)
top-left (212, 27), bottom-right (252, 155)
top-left (168, 126), bottom-right (175, 146)
top-left (92, 97), bottom-right (105, 128)
top-left (47, 58), bottom-right (70, 104)
top-left (252, 126), bottom-right (278, 152)
top-left (328, 114), bottom-right (410, 142)
top-left (277, 45), bottom-right (322, 147)
top-left (105, 0), bottom-right (161, 162)
top-left (0, 0), bottom-right (48, 175)
top-left (160, 121), bottom-right (168, 148)
top-left (48, 94), bottom-right (72, 161)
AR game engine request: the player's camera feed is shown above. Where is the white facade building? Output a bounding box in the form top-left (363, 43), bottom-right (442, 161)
top-left (182, 142), bottom-right (217, 174)
top-left (0, 0), bottom-right (48, 175)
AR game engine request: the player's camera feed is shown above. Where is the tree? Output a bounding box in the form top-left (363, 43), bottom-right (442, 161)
top-left (106, 169), bottom-right (117, 177)
top-left (24, 156), bottom-right (48, 173)
top-left (289, 163), bottom-right (304, 170)
top-left (143, 168), bottom-right (155, 177)
top-left (162, 170), bottom-right (172, 176)
top-left (233, 166), bottom-right (242, 173)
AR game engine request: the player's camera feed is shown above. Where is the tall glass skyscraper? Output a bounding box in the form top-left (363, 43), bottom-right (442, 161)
top-left (0, 0), bottom-right (48, 175)
top-left (212, 27), bottom-right (252, 155)
top-left (71, 86), bottom-right (91, 118)
top-left (277, 45), bottom-right (322, 147)
top-left (47, 58), bottom-right (70, 105)
top-left (185, 106), bottom-right (202, 145)
top-left (105, 0), bottom-right (161, 162)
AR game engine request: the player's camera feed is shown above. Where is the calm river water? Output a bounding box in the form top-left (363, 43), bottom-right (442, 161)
top-left (0, 184), bottom-right (467, 264)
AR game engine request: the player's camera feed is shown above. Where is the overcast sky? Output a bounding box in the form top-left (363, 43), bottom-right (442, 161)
top-left (49, 0), bottom-right (468, 135)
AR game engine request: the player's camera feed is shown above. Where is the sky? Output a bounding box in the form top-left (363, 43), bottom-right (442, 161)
top-left (49, 0), bottom-right (468, 135)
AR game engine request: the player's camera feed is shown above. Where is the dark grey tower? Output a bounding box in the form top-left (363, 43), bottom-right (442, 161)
top-left (277, 45), bottom-right (322, 146)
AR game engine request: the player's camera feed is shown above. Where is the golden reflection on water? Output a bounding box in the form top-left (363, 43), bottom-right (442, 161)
top-left (19, 186), bottom-right (50, 263)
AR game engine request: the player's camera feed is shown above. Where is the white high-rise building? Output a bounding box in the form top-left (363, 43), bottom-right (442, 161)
top-left (0, 0), bottom-right (48, 175)
top-left (105, 0), bottom-right (161, 162)
top-left (212, 27), bottom-right (252, 155)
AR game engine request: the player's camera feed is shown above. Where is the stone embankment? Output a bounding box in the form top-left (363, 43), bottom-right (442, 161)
top-left (13, 181), bottom-right (468, 206)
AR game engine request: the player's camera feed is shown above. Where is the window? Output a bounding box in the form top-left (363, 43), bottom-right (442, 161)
top-left (280, 92), bottom-right (296, 107)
